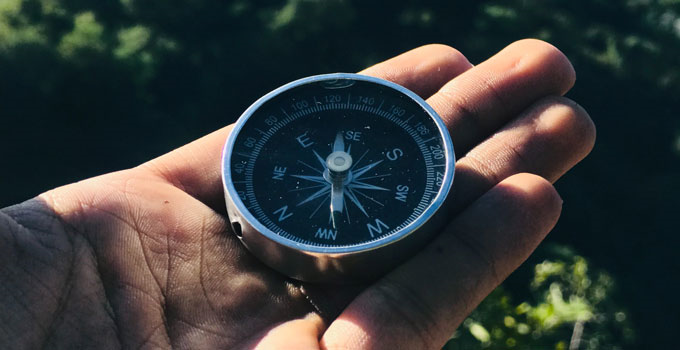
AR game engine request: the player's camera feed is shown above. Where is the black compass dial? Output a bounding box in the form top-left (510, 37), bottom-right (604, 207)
top-left (227, 76), bottom-right (452, 249)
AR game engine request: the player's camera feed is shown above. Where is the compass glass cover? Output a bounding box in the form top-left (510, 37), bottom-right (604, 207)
top-left (226, 76), bottom-right (452, 250)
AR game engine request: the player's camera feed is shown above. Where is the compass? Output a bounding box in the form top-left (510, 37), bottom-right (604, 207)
top-left (222, 73), bottom-right (455, 282)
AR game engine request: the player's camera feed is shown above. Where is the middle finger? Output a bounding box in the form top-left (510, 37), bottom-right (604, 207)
top-left (428, 39), bottom-right (577, 157)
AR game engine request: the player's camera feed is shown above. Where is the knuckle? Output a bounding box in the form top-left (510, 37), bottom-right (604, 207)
top-left (460, 150), bottom-right (505, 186)
top-left (451, 228), bottom-right (501, 284)
top-left (372, 277), bottom-right (440, 349)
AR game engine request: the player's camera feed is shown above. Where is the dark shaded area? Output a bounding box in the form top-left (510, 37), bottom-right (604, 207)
top-left (1, 1), bottom-right (678, 348)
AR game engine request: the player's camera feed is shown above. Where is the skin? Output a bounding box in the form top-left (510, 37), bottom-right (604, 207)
top-left (0, 39), bottom-right (595, 349)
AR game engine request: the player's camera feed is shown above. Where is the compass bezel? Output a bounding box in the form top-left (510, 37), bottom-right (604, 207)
top-left (222, 73), bottom-right (455, 255)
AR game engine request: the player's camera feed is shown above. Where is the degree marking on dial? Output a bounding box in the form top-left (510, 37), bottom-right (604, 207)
top-left (235, 151), bottom-right (253, 158)
top-left (280, 108), bottom-right (290, 117)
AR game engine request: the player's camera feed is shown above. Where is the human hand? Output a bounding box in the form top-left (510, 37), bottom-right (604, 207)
top-left (0, 39), bottom-right (594, 349)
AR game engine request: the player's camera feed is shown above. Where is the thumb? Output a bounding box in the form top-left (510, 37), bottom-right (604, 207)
top-left (249, 313), bottom-right (326, 350)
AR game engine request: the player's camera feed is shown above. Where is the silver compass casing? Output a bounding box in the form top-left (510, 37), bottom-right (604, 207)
top-left (221, 73), bottom-right (455, 283)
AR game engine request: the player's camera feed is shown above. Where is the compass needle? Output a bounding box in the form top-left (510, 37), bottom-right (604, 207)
top-left (333, 131), bottom-right (345, 152)
top-left (223, 73), bottom-right (454, 282)
top-left (330, 184), bottom-right (344, 213)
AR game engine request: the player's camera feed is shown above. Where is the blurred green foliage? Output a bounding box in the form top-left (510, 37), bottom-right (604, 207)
top-left (445, 245), bottom-right (635, 349)
top-left (1, 1), bottom-right (679, 348)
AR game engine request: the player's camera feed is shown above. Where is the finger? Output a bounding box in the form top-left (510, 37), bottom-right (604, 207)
top-left (321, 173), bottom-right (563, 350)
top-left (249, 313), bottom-right (325, 350)
top-left (427, 39), bottom-right (576, 157)
top-left (360, 44), bottom-right (473, 98)
top-left (140, 44), bottom-right (472, 210)
top-left (450, 96), bottom-right (595, 212)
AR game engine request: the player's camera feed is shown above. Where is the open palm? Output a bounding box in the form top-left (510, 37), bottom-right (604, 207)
top-left (0, 40), bottom-right (594, 350)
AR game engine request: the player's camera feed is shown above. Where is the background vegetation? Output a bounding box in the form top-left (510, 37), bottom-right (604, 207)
top-left (1, 0), bottom-right (678, 348)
